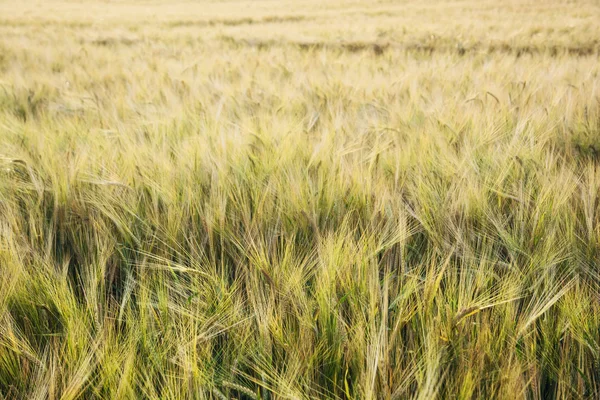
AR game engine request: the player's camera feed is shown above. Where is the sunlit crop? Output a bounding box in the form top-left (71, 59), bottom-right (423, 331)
top-left (1, 1), bottom-right (599, 398)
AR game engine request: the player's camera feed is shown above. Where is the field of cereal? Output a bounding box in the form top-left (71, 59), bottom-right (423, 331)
top-left (1, 1), bottom-right (599, 398)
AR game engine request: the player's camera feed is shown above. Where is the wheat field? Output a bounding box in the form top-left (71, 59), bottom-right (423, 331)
top-left (0, 0), bottom-right (599, 399)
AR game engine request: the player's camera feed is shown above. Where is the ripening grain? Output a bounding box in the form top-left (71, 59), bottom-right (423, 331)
top-left (0, 0), bottom-right (599, 399)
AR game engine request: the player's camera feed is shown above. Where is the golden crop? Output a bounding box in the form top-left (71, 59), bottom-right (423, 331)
top-left (0, 0), bottom-right (599, 398)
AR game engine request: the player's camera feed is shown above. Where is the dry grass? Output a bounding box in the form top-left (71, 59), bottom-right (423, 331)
top-left (0, 0), bottom-right (599, 399)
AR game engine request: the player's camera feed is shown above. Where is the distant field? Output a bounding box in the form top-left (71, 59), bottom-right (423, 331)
top-left (1, 1), bottom-right (599, 399)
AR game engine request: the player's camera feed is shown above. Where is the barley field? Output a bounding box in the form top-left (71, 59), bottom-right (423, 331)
top-left (0, 0), bottom-right (599, 399)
